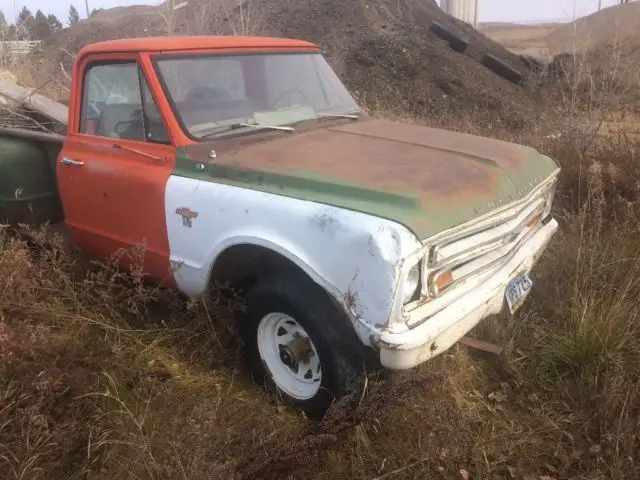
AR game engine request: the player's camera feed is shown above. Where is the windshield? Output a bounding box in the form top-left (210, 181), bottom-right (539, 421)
top-left (154, 52), bottom-right (360, 140)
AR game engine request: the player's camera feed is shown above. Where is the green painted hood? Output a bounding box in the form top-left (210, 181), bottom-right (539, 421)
top-left (175, 119), bottom-right (560, 241)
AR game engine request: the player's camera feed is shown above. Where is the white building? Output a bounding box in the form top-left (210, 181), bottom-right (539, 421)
top-left (440, 0), bottom-right (480, 29)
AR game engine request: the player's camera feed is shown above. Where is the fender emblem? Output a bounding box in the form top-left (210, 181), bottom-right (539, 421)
top-left (176, 207), bottom-right (199, 227)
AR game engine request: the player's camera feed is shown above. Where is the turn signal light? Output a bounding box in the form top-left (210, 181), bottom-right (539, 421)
top-left (430, 270), bottom-right (453, 296)
top-left (526, 214), bottom-right (542, 229)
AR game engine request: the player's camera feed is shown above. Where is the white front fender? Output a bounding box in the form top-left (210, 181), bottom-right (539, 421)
top-left (164, 176), bottom-right (422, 345)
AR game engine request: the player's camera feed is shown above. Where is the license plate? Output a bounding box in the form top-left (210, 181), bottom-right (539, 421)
top-left (505, 274), bottom-right (533, 314)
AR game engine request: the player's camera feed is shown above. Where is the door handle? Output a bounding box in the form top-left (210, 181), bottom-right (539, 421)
top-left (60, 157), bottom-right (85, 167)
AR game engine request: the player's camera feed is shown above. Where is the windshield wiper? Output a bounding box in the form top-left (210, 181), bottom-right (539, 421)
top-left (200, 122), bottom-right (295, 140)
top-left (316, 113), bottom-right (360, 120)
top-left (238, 122), bottom-right (295, 132)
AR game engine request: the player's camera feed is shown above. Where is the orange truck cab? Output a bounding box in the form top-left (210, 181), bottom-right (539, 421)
top-left (0, 36), bottom-right (560, 419)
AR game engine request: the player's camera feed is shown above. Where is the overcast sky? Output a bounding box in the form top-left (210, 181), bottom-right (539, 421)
top-left (0, 0), bottom-right (624, 25)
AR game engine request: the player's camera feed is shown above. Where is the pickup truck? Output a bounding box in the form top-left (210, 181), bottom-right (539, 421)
top-left (0, 36), bottom-right (560, 418)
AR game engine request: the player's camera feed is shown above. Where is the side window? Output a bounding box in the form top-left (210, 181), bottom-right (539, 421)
top-left (80, 62), bottom-right (169, 144)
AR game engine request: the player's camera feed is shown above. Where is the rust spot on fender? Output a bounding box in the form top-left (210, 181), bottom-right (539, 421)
top-left (345, 289), bottom-right (358, 316)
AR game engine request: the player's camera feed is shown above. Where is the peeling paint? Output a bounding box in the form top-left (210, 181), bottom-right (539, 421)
top-left (162, 119), bottom-right (560, 373)
top-left (344, 289), bottom-right (359, 318)
top-left (310, 212), bottom-right (340, 237)
top-left (175, 118), bottom-right (559, 241)
top-left (164, 176), bottom-right (422, 349)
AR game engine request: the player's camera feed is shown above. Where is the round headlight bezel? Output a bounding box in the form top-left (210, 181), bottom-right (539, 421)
top-left (402, 262), bottom-right (421, 304)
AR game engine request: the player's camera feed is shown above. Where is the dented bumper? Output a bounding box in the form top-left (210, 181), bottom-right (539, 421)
top-left (377, 217), bottom-right (558, 370)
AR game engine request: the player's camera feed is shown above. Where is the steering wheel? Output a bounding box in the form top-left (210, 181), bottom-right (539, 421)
top-left (113, 120), bottom-right (136, 137)
top-left (272, 88), bottom-right (312, 109)
top-left (186, 86), bottom-right (230, 101)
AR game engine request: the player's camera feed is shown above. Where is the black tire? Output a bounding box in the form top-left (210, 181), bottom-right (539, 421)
top-left (428, 21), bottom-right (469, 54)
top-left (238, 273), bottom-right (366, 420)
top-left (481, 52), bottom-right (523, 85)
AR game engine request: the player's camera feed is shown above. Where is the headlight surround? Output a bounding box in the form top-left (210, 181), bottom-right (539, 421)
top-left (412, 173), bottom-right (560, 306)
top-left (542, 179), bottom-right (558, 219)
top-left (402, 262), bottom-right (421, 304)
top-left (421, 245), bottom-right (438, 297)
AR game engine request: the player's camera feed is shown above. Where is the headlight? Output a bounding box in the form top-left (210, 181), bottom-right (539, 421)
top-left (402, 263), bottom-right (420, 304)
top-left (543, 180), bottom-right (557, 219)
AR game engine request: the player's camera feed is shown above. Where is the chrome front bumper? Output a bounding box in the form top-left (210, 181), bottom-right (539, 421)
top-left (378, 217), bottom-right (558, 370)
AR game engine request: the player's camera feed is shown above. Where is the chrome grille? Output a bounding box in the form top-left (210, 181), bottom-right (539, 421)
top-left (422, 172), bottom-right (558, 298)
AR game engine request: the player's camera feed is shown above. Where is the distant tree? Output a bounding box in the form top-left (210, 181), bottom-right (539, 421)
top-left (16, 6), bottom-right (32, 25)
top-left (15, 7), bottom-right (35, 40)
top-left (90, 8), bottom-right (105, 17)
top-left (68, 5), bottom-right (81, 26)
top-left (47, 14), bottom-right (63, 33)
top-left (33, 10), bottom-right (51, 40)
top-left (0, 11), bottom-right (8, 37)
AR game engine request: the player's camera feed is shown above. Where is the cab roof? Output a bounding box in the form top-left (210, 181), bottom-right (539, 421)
top-left (78, 36), bottom-right (319, 56)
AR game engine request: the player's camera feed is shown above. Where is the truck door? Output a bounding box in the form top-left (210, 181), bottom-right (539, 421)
top-left (57, 57), bottom-right (176, 283)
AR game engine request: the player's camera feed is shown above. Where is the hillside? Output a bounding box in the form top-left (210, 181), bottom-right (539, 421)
top-left (18, 0), bottom-right (544, 131)
top-left (539, 3), bottom-right (640, 112)
top-left (547, 2), bottom-right (640, 54)
top-left (481, 23), bottom-right (559, 60)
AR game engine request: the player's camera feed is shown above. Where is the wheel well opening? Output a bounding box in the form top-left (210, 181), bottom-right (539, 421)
top-left (209, 244), bottom-right (311, 294)
top-left (209, 244), bottom-right (376, 369)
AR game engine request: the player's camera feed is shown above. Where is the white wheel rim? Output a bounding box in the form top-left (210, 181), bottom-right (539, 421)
top-left (256, 312), bottom-right (322, 400)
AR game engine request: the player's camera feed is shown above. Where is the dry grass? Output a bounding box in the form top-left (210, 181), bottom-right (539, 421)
top-left (2, 25), bottom-right (640, 480)
top-left (0, 231), bottom-right (307, 479)
top-left (1, 126), bottom-right (639, 479)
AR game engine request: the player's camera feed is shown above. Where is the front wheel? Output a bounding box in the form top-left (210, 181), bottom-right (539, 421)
top-left (238, 274), bottom-right (366, 420)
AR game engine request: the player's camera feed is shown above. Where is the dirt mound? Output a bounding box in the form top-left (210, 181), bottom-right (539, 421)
top-left (256, 0), bottom-right (540, 128)
top-left (19, 0), bottom-right (544, 131)
top-left (547, 2), bottom-right (640, 54)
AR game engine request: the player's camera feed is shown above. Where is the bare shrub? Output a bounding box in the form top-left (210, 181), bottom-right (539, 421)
top-left (221, 0), bottom-right (264, 36)
top-left (157, 0), bottom-right (190, 36)
top-left (544, 18), bottom-right (640, 156)
top-left (0, 225), bottom-right (303, 479)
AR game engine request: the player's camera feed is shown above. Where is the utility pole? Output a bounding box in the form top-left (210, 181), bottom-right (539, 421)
top-left (598, 0), bottom-right (602, 10)
top-left (85, 0), bottom-right (90, 18)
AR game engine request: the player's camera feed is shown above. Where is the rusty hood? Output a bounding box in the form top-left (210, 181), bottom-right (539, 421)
top-left (175, 119), bottom-right (559, 240)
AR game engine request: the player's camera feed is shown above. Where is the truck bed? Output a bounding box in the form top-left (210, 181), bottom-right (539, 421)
top-left (0, 78), bottom-right (68, 127)
top-left (0, 126), bottom-right (66, 228)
